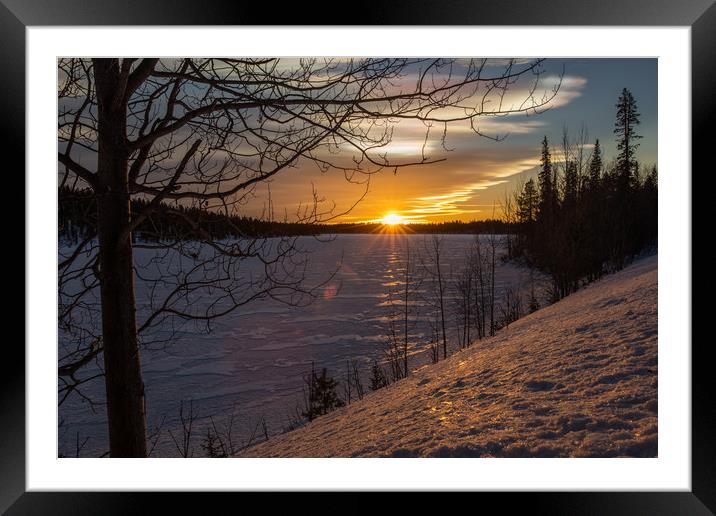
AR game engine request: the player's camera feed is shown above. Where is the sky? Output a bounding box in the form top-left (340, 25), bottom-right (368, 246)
top-left (257, 58), bottom-right (657, 224)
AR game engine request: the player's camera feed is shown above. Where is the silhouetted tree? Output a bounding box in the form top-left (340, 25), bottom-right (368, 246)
top-left (369, 360), bottom-right (389, 391)
top-left (517, 178), bottom-right (538, 225)
top-left (515, 178), bottom-right (539, 258)
top-left (422, 236), bottom-right (449, 359)
top-left (537, 136), bottom-right (556, 229)
top-left (509, 89), bottom-right (655, 300)
top-left (302, 363), bottom-right (345, 421)
top-left (57, 58), bottom-right (558, 456)
top-left (615, 87), bottom-right (642, 189)
top-left (584, 139), bottom-right (606, 281)
top-left (610, 87), bottom-right (643, 264)
top-left (588, 139), bottom-right (603, 190)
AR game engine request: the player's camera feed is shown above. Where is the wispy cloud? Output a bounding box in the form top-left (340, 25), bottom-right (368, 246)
top-left (328, 74), bottom-right (586, 161)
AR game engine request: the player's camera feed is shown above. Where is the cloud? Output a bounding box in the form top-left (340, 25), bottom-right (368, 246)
top-left (314, 73), bottom-right (586, 163)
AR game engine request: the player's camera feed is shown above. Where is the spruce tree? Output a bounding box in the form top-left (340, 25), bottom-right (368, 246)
top-left (537, 136), bottom-right (554, 223)
top-left (563, 160), bottom-right (579, 211)
top-left (302, 363), bottom-right (345, 421)
top-left (614, 88), bottom-right (642, 190)
top-left (517, 178), bottom-right (539, 224)
top-left (588, 139), bottom-right (603, 190)
top-left (612, 88), bottom-right (643, 263)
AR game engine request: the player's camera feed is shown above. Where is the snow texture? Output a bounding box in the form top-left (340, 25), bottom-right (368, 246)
top-left (59, 234), bottom-right (544, 456)
top-left (241, 254), bottom-right (658, 458)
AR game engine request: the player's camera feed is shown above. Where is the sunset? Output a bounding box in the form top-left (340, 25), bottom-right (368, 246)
top-left (379, 213), bottom-right (406, 225)
top-left (227, 58), bottom-right (658, 225)
top-left (57, 57), bottom-right (658, 460)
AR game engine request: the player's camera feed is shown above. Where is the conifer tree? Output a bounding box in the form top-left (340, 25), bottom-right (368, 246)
top-left (517, 178), bottom-right (539, 225)
top-left (588, 139), bottom-right (603, 189)
top-left (614, 88), bottom-right (642, 190)
top-left (537, 136), bottom-right (555, 224)
top-left (563, 160), bottom-right (579, 211)
top-left (302, 363), bottom-right (345, 421)
top-left (509, 90), bottom-right (656, 297)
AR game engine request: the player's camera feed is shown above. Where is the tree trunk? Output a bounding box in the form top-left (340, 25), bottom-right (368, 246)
top-left (94, 59), bottom-right (147, 457)
top-left (403, 243), bottom-right (409, 377)
top-left (437, 263), bottom-right (447, 360)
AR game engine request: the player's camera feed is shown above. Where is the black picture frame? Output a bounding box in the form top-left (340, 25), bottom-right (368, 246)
top-left (3, 0), bottom-right (713, 512)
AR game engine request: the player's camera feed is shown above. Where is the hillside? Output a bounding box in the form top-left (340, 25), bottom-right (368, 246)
top-left (241, 255), bottom-right (658, 458)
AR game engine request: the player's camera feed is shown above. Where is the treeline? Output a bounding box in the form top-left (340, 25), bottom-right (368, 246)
top-left (59, 186), bottom-right (510, 242)
top-left (58, 186), bottom-right (327, 241)
top-left (321, 219), bottom-right (511, 234)
top-left (506, 87), bottom-right (657, 301)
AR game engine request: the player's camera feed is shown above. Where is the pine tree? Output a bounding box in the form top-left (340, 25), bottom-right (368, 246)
top-left (510, 90), bottom-right (656, 298)
top-left (614, 88), bottom-right (642, 190)
top-left (588, 139), bottom-right (603, 190)
top-left (201, 427), bottom-right (224, 458)
top-left (517, 178), bottom-right (539, 224)
top-left (583, 139), bottom-right (606, 281)
top-left (302, 363), bottom-right (345, 421)
top-left (537, 136), bottom-right (554, 223)
top-left (563, 160), bottom-right (579, 211)
top-left (612, 88), bottom-right (643, 263)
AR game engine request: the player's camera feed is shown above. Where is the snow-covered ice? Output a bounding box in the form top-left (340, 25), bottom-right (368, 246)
top-left (241, 254), bottom-right (658, 457)
top-left (59, 234), bottom-right (543, 456)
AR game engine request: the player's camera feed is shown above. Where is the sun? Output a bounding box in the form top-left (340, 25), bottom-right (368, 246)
top-left (380, 213), bottom-right (405, 225)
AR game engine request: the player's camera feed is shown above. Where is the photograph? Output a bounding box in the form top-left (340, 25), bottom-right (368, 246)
top-left (57, 57), bottom-right (659, 459)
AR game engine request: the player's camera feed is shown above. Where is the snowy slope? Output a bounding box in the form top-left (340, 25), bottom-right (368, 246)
top-left (241, 254), bottom-right (658, 458)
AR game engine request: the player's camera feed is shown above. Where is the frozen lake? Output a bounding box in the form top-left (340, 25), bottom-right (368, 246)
top-left (59, 233), bottom-right (542, 457)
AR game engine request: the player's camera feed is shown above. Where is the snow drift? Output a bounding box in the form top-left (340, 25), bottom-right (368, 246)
top-left (241, 254), bottom-right (658, 458)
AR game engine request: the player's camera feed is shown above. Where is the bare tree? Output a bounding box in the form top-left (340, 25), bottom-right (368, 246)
top-left (498, 285), bottom-right (523, 329)
top-left (343, 358), bottom-right (365, 402)
top-left (421, 235), bottom-right (449, 360)
top-left (383, 240), bottom-right (421, 379)
top-left (384, 301), bottom-right (406, 382)
top-left (342, 358), bottom-right (367, 404)
top-left (167, 400), bottom-right (197, 458)
top-left (351, 360), bottom-right (365, 401)
top-left (467, 234), bottom-right (496, 340)
top-left (488, 216), bottom-right (499, 337)
top-left (500, 189), bottom-right (518, 260)
top-left (57, 57), bottom-right (559, 456)
top-left (343, 359), bottom-right (353, 404)
top-left (453, 260), bottom-right (473, 349)
top-left (402, 242), bottom-right (417, 376)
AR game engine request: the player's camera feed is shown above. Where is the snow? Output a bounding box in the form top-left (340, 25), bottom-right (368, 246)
top-left (59, 234), bottom-right (545, 456)
top-left (240, 254), bottom-right (658, 458)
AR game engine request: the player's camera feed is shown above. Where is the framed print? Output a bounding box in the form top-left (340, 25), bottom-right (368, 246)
top-left (3, 0), bottom-right (714, 512)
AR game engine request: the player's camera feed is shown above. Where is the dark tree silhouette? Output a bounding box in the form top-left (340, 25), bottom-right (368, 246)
top-left (301, 364), bottom-right (345, 421)
top-left (58, 57), bottom-right (560, 456)
top-left (588, 138), bottom-right (603, 190)
top-left (615, 87), bottom-right (642, 188)
top-left (517, 178), bottom-right (538, 225)
top-left (537, 136), bottom-right (556, 228)
top-left (510, 89), bottom-right (656, 300)
top-left (369, 360), bottom-right (389, 391)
